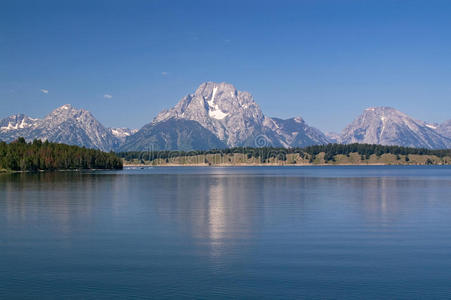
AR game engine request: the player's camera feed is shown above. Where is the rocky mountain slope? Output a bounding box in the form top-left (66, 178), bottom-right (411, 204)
top-left (119, 119), bottom-right (226, 151)
top-left (437, 120), bottom-right (451, 139)
top-left (339, 107), bottom-right (451, 149)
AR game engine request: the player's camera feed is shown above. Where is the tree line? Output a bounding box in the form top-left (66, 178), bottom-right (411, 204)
top-left (0, 138), bottom-right (123, 171)
top-left (301, 143), bottom-right (451, 162)
top-left (117, 143), bottom-right (451, 163)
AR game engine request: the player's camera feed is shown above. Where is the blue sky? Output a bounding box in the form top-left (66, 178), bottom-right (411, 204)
top-left (1, 0), bottom-right (450, 132)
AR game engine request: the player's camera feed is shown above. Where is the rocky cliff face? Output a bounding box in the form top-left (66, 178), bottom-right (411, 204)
top-left (340, 107), bottom-right (451, 149)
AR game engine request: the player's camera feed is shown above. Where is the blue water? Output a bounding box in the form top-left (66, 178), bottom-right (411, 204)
top-left (1, 166), bottom-right (451, 299)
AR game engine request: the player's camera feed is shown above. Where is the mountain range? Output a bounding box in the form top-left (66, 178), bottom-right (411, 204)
top-left (1, 82), bottom-right (450, 150)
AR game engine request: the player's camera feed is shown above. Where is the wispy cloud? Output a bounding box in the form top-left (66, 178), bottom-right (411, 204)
top-left (104, 94), bottom-right (113, 99)
top-left (40, 89), bottom-right (49, 94)
top-left (161, 72), bottom-right (168, 76)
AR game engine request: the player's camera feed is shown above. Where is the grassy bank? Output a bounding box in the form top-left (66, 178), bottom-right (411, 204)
top-left (119, 144), bottom-right (451, 166)
top-left (123, 151), bottom-right (451, 166)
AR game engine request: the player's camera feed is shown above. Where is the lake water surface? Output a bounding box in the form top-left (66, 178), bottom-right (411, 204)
top-left (1, 166), bottom-right (451, 299)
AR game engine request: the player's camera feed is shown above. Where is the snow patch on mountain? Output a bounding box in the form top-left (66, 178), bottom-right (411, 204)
top-left (110, 127), bottom-right (138, 142)
top-left (0, 115), bottom-right (38, 132)
top-left (207, 86), bottom-right (229, 120)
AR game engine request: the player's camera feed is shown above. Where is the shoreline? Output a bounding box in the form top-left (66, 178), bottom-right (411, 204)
top-left (122, 151), bottom-right (450, 167)
top-left (123, 162), bottom-right (447, 167)
top-left (0, 168), bottom-right (123, 174)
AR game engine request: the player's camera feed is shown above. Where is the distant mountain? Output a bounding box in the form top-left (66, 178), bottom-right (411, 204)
top-left (271, 117), bottom-right (331, 147)
top-left (0, 105), bottom-right (127, 151)
top-left (325, 132), bottom-right (341, 143)
top-left (110, 127), bottom-right (138, 143)
top-left (0, 114), bottom-right (39, 141)
top-left (119, 118), bottom-right (226, 151)
top-left (340, 107), bottom-right (451, 149)
top-left (126, 82), bottom-right (330, 150)
top-left (28, 105), bottom-right (120, 151)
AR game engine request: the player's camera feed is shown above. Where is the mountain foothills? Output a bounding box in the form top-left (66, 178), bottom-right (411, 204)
top-left (0, 82), bottom-right (450, 150)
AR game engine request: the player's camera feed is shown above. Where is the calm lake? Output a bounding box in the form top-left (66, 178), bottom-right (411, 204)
top-left (1, 166), bottom-right (451, 299)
